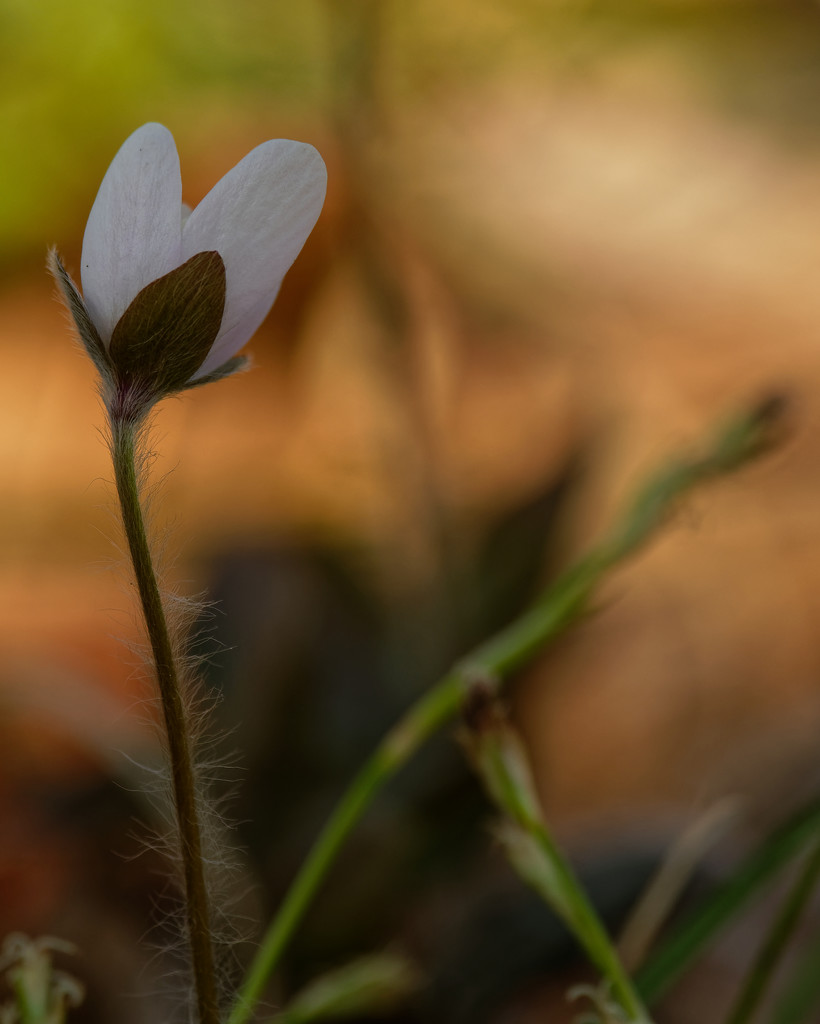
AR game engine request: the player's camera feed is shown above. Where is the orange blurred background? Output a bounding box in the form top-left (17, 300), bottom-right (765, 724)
top-left (5, 2), bottom-right (820, 1021)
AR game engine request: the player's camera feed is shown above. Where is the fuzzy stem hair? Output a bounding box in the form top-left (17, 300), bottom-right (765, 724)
top-left (110, 415), bottom-right (219, 1024)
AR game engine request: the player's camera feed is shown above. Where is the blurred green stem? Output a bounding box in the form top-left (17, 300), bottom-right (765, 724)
top-left (228, 397), bottom-right (785, 1024)
top-left (110, 419), bottom-right (218, 1024)
top-left (510, 819), bottom-right (649, 1021)
top-left (466, 697), bottom-right (650, 1021)
top-left (635, 799), bottom-right (820, 1005)
top-left (725, 836), bottom-right (820, 1024)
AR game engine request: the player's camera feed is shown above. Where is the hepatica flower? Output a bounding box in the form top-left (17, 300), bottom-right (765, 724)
top-left (51, 122), bottom-right (326, 421)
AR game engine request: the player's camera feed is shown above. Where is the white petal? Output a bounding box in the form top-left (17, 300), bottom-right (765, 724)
top-left (81, 123), bottom-right (183, 345)
top-left (181, 139), bottom-right (327, 376)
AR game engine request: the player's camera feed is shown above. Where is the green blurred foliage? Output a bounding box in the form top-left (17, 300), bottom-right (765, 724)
top-left (0, 0), bottom-right (324, 265)
top-left (6, 0), bottom-right (820, 265)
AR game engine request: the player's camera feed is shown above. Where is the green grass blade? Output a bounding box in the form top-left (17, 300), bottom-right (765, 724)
top-left (768, 925), bottom-right (820, 1024)
top-left (636, 800), bottom-right (820, 1005)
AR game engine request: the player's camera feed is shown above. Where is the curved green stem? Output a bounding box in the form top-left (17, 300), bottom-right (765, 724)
top-left (111, 418), bottom-right (218, 1024)
top-left (229, 398), bottom-right (784, 1024)
top-left (469, 698), bottom-right (650, 1021)
top-left (525, 818), bottom-right (650, 1021)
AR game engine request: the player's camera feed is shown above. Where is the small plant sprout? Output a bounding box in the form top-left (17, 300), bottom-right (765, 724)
top-left (0, 934), bottom-right (83, 1024)
top-left (50, 122), bottom-right (326, 422)
top-left (50, 124), bottom-right (326, 1024)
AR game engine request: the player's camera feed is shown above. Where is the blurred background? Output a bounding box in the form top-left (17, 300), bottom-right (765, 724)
top-left (4, 1), bottom-right (820, 1021)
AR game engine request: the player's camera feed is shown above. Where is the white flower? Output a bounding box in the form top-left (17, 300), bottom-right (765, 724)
top-left (51, 122), bottom-right (327, 416)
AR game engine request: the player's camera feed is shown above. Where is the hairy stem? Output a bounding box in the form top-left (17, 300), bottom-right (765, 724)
top-left (228, 398), bottom-right (784, 1024)
top-left (110, 418), bottom-right (218, 1024)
